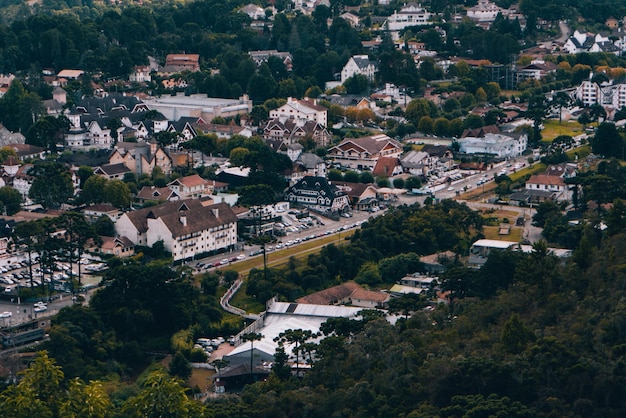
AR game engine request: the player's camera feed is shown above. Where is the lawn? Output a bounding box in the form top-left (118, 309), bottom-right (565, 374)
top-left (541, 119), bottom-right (584, 141)
top-left (482, 225), bottom-right (523, 241)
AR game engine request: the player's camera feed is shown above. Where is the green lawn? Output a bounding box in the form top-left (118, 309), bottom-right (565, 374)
top-left (541, 119), bottom-right (584, 141)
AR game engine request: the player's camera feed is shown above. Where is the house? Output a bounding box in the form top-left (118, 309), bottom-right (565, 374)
top-left (7, 144), bottom-right (43, 161)
top-left (159, 54), bottom-right (201, 75)
top-left (13, 164), bottom-right (35, 202)
top-left (334, 182), bottom-right (379, 211)
top-left (525, 174), bottom-right (569, 201)
top-left (82, 204), bottom-right (122, 222)
top-left (283, 148), bottom-right (327, 184)
top-left (269, 97), bottom-right (328, 127)
top-left (372, 156), bottom-right (403, 178)
top-left (0, 74), bottom-right (15, 97)
top-left (458, 132), bottom-right (528, 158)
top-left (296, 281), bottom-right (389, 308)
top-left (136, 186), bottom-right (180, 204)
top-left (239, 3), bottom-right (266, 20)
top-left (466, 0), bottom-right (502, 23)
top-left (108, 140), bottom-right (173, 176)
top-left (93, 163), bottom-right (132, 180)
top-left (563, 30), bottom-right (620, 55)
top-left (340, 12), bottom-right (360, 27)
top-left (544, 162), bottom-right (577, 179)
top-left (0, 125), bottom-right (26, 146)
top-left (516, 59), bottom-right (558, 82)
top-left (341, 55), bottom-right (378, 83)
top-left (115, 199), bottom-right (238, 262)
top-left (284, 176), bottom-right (350, 215)
top-left (384, 2), bottom-right (433, 31)
top-left (249, 50), bottom-right (293, 71)
top-left (129, 66), bottom-right (152, 83)
top-left (263, 118), bottom-right (331, 148)
top-left (57, 69), bottom-right (84, 79)
top-left (98, 236), bottom-right (135, 258)
top-left (327, 134), bottom-right (402, 170)
top-left (167, 174), bottom-right (213, 199)
top-left (419, 250), bottom-right (457, 273)
top-left (194, 122), bottom-right (253, 139)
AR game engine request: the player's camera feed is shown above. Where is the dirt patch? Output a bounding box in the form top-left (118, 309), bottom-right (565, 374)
top-left (188, 367), bottom-right (214, 393)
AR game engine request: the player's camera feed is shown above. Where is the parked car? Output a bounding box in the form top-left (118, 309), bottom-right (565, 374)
top-left (0, 311), bottom-right (12, 318)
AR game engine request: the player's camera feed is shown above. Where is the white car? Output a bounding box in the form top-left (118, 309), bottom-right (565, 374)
top-left (0, 311), bottom-right (12, 318)
top-left (34, 305), bottom-right (47, 313)
top-left (236, 254), bottom-right (246, 260)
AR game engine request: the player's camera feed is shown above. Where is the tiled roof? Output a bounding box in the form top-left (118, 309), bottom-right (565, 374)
top-left (124, 199), bottom-right (237, 237)
top-left (526, 174), bottom-right (565, 186)
top-left (171, 174), bottom-right (210, 188)
top-left (372, 156), bottom-right (400, 176)
top-left (296, 282), bottom-right (361, 304)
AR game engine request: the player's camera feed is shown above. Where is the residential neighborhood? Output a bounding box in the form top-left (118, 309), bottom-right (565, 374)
top-left (0, 0), bottom-right (626, 415)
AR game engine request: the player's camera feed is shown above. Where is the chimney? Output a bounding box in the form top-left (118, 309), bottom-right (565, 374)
top-left (180, 215), bottom-right (187, 226)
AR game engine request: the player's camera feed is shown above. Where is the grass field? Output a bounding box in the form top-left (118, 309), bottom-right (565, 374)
top-left (541, 119), bottom-right (584, 141)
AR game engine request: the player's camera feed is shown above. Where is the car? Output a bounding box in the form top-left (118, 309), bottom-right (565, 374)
top-left (219, 258), bottom-right (229, 265)
top-left (0, 311), bottom-right (12, 318)
top-left (212, 261), bottom-right (222, 268)
top-left (236, 254), bottom-right (246, 260)
top-left (447, 187), bottom-right (455, 192)
top-left (34, 305), bottom-right (47, 313)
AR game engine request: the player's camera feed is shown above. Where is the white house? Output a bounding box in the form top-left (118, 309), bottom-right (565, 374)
top-left (384, 2), bottom-right (433, 31)
top-left (458, 132), bottom-right (527, 158)
top-left (563, 30), bottom-right (620, 55)
top-left (327, 134), bottom-right (403, 170)
top-left (115, 199), bottom-right (238, 262)
top-left (466, 0), bottom-right (502, 22)
top-left (167, 174), bottom-right (213, 199)
top-left (269, 97), bottom-right (328, 127)
top-left (341, 55), bottom-right (378, 84)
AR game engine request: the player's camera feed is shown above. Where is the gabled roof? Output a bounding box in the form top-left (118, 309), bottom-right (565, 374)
top-left (168, 174), bottom-right (210, 188)
top-left (461, 124), bottom-right (501, 138)
top-left (157, 202), bottom-right (238, 238)
top-left (123, 199), bottom-right (237, 237)
top-left (94, 163), bottom-right (131, 176)
top-left (296, 281), bottom-right (388, 305)
top-left (101, 235), bottom-right (134, 250)
top-left (136, 186), bottom-right (179, 201)
top-left (350, 55), bottom-right (378, 71)
top-left (526, 174), bottom-right (566, 186)
top-left (329, 134), bottom-right (400, 155)
top-left (372, 156), bottom-right (400, 177)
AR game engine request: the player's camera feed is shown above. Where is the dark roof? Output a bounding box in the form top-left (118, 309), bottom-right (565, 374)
top-left (124, 199), bottom-right (237, 237)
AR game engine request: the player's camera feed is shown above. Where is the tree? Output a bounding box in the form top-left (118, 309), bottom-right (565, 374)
top-left (169, 351), bottom-right (192, 381)
top-left (12, 220), bottom-right (44, 289)
top-left (121, 369), bottom-right (204, 417)
top-left (242, 332), bottom-right (264, 373)
top-left (29, 162), bottom-right (74, 210)
top-left (500, 313), bottom-right (533, 354)
top-left (274, 329), bottom-right (318, 376)
top-left (238, 184), bottom-right (276, 206)
top-left (0, 186), bottom-right (22, 215)
top-left (60, 379), bottom-right (113, 418)
top-left (591, 122), bottom-right (624, 159)
top-left (103, 179), bottom-right (131, 209)
top-left (57, 212), bottom-right (99, 288)
top-left (17, 351), bottom-right (64, 415)
top-left (80, 175), bottom-right (107, 205)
